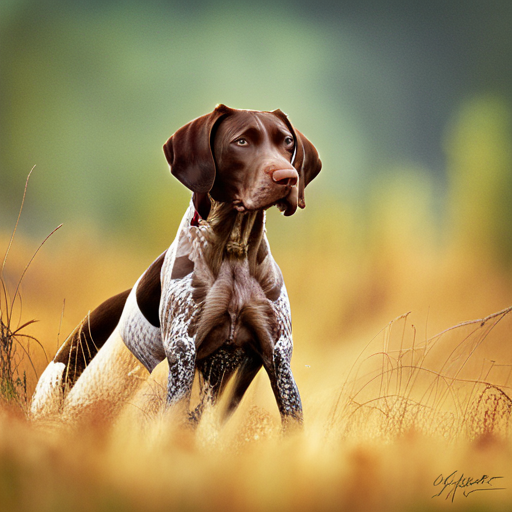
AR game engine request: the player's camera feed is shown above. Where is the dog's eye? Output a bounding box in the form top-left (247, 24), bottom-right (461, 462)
top-left (235, 138), bottom-right (248, 146)
top-left (284, 136), bottom-right (294, 146)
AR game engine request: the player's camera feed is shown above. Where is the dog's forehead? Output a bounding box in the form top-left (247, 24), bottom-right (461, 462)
top-left (216, 110), bottom-right (290, 140)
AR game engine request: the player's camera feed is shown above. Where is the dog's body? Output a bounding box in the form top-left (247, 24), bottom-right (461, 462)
top-left (31, 105), bottom-right (321, 428)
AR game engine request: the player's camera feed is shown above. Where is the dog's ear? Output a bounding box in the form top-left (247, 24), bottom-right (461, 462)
top-left (163, 104), bottom-right (233, 193)
top-left (293, 128), bottom-right (322, 209)
top-left (270, 109), bottom-right (322, 209)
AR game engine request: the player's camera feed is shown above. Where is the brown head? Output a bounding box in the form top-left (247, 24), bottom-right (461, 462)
top-left (163, 104), bottom-right (322, 217)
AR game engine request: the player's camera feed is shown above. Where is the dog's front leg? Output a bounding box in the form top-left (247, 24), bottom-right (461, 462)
top-left (165, 337), bottom-right (196, 415)
top-left (265, 286), bottom-right (303, 430)
top-left (160, 273), bottom-right (199, 420)
top-left (264, 339), bottom-right (303, 430)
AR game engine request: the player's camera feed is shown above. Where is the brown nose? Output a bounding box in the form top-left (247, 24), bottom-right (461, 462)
top-left (272, 168), bottom-right (298, 187)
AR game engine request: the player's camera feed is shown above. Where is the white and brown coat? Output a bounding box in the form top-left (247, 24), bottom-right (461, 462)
top-left (30, 105), bottom-right (321, 428)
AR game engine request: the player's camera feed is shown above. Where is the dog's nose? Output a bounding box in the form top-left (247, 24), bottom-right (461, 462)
top-left (272, 168), bottom-right (298, 187)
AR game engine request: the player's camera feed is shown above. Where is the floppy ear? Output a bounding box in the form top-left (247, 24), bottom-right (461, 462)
top-left (270, 110), bottom-right (322, 209)
top-left (163, 104), bottom-right (233, 193)
top-left (293, 128), bottom-right (322, 209)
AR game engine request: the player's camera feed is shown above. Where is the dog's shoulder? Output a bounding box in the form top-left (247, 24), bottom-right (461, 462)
top-left (135, 201), bottom-right (197, 328)
top-left (135, 250), bottom-right (166, 328)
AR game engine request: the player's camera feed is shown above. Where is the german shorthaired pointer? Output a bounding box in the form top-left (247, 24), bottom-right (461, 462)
top-left (31, 105), bottom-right (321, 428)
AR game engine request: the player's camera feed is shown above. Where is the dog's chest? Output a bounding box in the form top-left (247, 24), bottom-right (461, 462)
top-left (192, 247), bottom-right (277, 358)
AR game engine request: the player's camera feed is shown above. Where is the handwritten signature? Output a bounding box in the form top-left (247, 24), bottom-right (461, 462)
top-left (432, 471), bottom-right (506, 502)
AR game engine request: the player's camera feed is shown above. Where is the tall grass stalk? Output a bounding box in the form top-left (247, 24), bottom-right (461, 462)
top-left (0, 168), bottom-right (60, 409)
top-left (327, 307), bottom-right (512, 441)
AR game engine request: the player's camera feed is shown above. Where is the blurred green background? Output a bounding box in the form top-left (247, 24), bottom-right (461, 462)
top-left (1, 0), bottom-right (512, 262)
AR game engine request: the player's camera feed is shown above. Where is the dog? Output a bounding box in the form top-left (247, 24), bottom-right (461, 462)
top-left (30, 104), bottom-right (321, 428)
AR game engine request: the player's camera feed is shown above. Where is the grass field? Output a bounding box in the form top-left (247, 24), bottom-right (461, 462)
top-left (1, 200), bottom-right (512, 512)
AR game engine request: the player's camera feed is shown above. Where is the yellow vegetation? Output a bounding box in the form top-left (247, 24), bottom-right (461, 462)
top-left (1, 94), bottom-right (511, 511)
top-left (1, 209), bottom-right (511, 511)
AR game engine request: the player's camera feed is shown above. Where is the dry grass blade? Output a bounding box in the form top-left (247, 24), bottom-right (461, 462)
top-left (327, 306), bottom-right (512, 442)
top-left (1, 166), bottom-right (35, 280)
top-left (1, 169), bottom-right (60, 409)
top-left (9, 223), bottom-right (63, 316)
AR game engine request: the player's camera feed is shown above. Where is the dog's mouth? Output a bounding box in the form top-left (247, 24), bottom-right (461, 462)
top-left (232, 186), bottom-right (299, 217)
top-left (232, 199), bottom-right (247, 213)
top-left (232, 200), bottom-right (285, 213)
top-left (276, 199), bottom-right (292, 214)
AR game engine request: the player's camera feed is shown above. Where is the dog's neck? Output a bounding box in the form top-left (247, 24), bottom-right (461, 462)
top-left (192, 194), bottom-right (265, 258)
top-left (225, 210), bottom-right (258, 257)
top-left (200, 198), bottom-right (266, 259)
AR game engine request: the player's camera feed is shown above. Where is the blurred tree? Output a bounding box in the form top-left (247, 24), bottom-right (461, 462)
top-left (445, 95), bottom-right (512, 264)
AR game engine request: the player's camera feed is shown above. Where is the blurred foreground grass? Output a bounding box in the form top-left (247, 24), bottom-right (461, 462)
top-left (1, 195), bottom-right (512, 511)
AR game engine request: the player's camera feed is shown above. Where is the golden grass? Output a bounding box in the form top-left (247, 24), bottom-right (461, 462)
top-left (1, 215), bottom-right (512, 511)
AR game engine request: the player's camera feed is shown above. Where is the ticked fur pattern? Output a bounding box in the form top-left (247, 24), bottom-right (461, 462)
top-left (156, 198), bottom-right (303, 424)
top-left (31, 199), bottom-right (302, 426)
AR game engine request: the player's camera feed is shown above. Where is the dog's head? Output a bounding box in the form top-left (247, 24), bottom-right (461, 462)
top-left (163, 104), bottom-right (321, 217)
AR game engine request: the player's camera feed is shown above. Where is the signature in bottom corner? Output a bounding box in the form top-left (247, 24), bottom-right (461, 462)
top-left (432, 471), bottom-right (506, 502)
